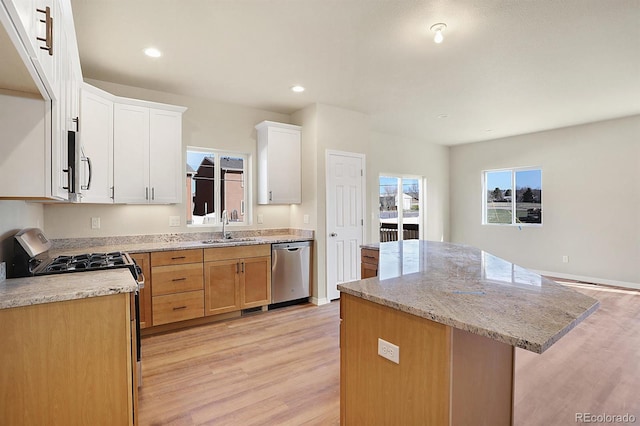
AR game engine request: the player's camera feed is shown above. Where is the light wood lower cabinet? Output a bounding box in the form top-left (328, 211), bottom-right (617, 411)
top-left (143, 245), bottom-right (272, 329)
top-left (150, 249), bottom-right (204, 325)
top-left (204, 245), bottom-right (271, 316)
top-left (361, 248), bottom-right (379, 278)
top-left (0, 293), bottom-right (135, 426)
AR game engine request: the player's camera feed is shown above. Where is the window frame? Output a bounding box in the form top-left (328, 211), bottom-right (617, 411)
top-left (378, 174), bottom-right (426, 241)
top-left (186, 146), bottom-right (251, 227)
top-left (482, 167), bottom-right (543, 227)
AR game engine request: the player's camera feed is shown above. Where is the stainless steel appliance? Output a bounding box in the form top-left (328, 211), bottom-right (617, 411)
top-left (11, 228), bottom-right (144, 385)
top-left (271, 241), bottom-right (312, 304)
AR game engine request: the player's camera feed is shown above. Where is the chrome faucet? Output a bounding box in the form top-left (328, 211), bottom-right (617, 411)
top-left (222, 210), bottom-right (231, 239)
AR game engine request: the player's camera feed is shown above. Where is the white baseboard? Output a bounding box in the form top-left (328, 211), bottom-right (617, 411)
top-left (310, 297), bottom-right (330, 306)
top-left (534, 269), bottom-right (640, 291)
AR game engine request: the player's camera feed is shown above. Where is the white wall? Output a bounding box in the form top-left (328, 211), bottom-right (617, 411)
top-left (369, 131), bottom-right (450, 243)
top-left (44, 79), bottom-right (293, 238)
top-left (450, 115), bottom-right (640, 286)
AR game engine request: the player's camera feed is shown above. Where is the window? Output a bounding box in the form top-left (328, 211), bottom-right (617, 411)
top-left (379, 175), bottom-right (424, 241)
top-left (186, 147), bottom-right (248, 226)
top-left (483, 168), bottom-right (542, 225)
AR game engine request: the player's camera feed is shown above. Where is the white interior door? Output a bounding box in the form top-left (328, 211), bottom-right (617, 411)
top-left (326, 151), bottom-right (365, 301)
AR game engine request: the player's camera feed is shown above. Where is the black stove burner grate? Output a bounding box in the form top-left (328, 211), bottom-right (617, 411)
top-left (41, 251), bottom-right (130, 274)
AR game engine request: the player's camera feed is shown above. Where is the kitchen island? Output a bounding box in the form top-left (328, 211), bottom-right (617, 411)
top-left (338, 240), bottom-right (599, 425)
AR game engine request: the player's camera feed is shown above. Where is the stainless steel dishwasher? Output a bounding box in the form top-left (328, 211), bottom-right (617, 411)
top-left (271, 241), bottom-right (312, 304)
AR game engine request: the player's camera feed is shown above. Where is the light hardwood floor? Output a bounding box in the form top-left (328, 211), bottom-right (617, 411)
top-left (139, 282), bottom-right (639, 425)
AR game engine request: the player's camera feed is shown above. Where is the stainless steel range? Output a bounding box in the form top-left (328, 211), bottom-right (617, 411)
top-left (11, 228), bottom-right (144, 386)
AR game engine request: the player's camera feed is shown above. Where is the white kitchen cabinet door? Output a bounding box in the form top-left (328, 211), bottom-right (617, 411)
top-left (113, 103), bottom-right (150, 203)
top-left (255, 121), bottom-right (301, 204)
top-left (149, 109), bottom-right (182, 204)
top-left (79, 85), bottom-right (113, 203)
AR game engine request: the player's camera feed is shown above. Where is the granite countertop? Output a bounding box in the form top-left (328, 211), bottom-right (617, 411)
top-left (50, 234), bottom-right (313, 256)
top-left (0, 269), bottom-right (137, 310)
top-left (339, 240), bottom-right (599, 353)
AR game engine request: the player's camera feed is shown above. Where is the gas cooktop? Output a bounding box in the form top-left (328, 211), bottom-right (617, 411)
top-left (38, 252), bottom-right (131, 274)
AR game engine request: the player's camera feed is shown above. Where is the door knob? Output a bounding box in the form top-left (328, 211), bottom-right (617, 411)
top-left (330, 233), bottom-right (337, 237)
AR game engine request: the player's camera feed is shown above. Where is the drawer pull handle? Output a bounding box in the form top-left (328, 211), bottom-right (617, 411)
top-left (173, 306), bottom-right (187, 311)
top-left (363, 255), bottom-right (376, 260)
top-left (172, 277), bottom-right (187, 282)
top-left (171, 256), bottom-right (186, 260)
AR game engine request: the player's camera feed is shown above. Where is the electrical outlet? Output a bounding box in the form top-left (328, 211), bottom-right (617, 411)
top-left (303, 214), bottom-right (310, 224)
top-left (562, 255), bottom-right (569, 263)
top-left (257, 214), bottom-right (264, 224)
top-left (91, 217), bottom-right (101, 229)
top-left (0, 262), bottom-right (6, 282)
top-left (378, 338), bottom-right (400, 364)
top-left (169, 216), bottom-right (181, 227)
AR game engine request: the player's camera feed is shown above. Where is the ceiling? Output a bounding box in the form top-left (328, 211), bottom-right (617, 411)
top-left (70, 0), bottom-right (640, 146)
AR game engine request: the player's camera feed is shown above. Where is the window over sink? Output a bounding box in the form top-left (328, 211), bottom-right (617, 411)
top-left (186, 147), bottom-right (249, 226)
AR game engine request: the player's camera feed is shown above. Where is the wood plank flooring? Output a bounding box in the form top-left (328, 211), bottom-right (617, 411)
top-left (138, 302), bottom-right (340, 425)
top-left (139, 282), bottom-right (639, 425)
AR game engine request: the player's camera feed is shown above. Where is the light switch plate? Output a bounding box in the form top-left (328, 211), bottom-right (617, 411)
top-left (303, 214), bottom-right (310, 224)
top-left (169, 216), bottom-right (181, 227)
top-left (0, 262), bottom-right (6, 282)
top-left (91, 217), bottom-right (100, 229)
top-left (257, 214), bottom-right (264, 224)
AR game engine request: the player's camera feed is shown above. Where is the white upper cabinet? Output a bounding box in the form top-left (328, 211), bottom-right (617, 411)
top-left (149, 109), bottom-right (183, 204)
top-left (255, 121), bottom-right (302, 204)
top-left (0, 0), bottom-right (82, 200)
top-left (78, 83), bottom-right (113, 203)
top-left (113, 101), bottom-right (185, 204)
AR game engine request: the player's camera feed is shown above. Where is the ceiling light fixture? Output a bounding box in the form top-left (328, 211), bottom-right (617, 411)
top-left (291, 85), bottom-right (305, 93)
top-left (143, 47), bottom-right (162, 58)
top-left (430, 23), bottom-right (447, 44)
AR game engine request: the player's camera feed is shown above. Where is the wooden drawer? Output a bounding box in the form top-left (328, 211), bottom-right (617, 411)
top-left (204, 244), bottom-right (270, 262)
top-left (151, 249), bottom-right (203, 266)
top-left (152, 263), bottom-right (203, 296)
top-left (361, 248), bottom-right (379, 265)
top-left (152, 290), bottom-right (204, 325)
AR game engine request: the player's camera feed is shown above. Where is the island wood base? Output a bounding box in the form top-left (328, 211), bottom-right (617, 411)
top-left (340, 293), bottom-right (514, 425)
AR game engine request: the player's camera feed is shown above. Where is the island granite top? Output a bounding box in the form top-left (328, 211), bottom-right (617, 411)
top-left (338, 240), bottom-right (599, 353)
top-left (0, 269), bottom-right (137, 310)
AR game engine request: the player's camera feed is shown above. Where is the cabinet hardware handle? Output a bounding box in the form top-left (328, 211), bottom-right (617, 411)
top-left (171, 256), bottom-right (186, 260)
top-left (241, 261), bottom-right (245, 273)
top-left (72, 116), bottom-right (79, 132)
top-left (363, 255), bottom-right (376, 260)
top-left (172, 306), bottom-right (187, 311)
top-left (236, 262), bottom-right (239, 274)
top-left (152, 187), bottom-right (155, 201)
top-left (36, 7), bottom-right (53, 56)
top-left (172, 277), bottom-right (186, 282)
top-left (110, 186), bottom-right (114, 200)
top-left (62, 165), bottom-right (73, 193)
top-left (81, 156), bottom-right (92, 190)
top-left (145, 187), bottom-right (149, 200)
top-left (269, 190), bottom-right (272, 201)
top-left (330, 232), bottom-right (337, 237)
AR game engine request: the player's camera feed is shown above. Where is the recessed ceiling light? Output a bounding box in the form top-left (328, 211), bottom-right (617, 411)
top-left (143, 47), bottom-right (162, 58)
top-left (291, 85), bottom-right (305, 93)
top-left (437, 114), bottom-right (449, 119)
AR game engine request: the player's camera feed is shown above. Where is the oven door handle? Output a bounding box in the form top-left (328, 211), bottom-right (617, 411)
top-left (135, 265), bottom-right (145, 290)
